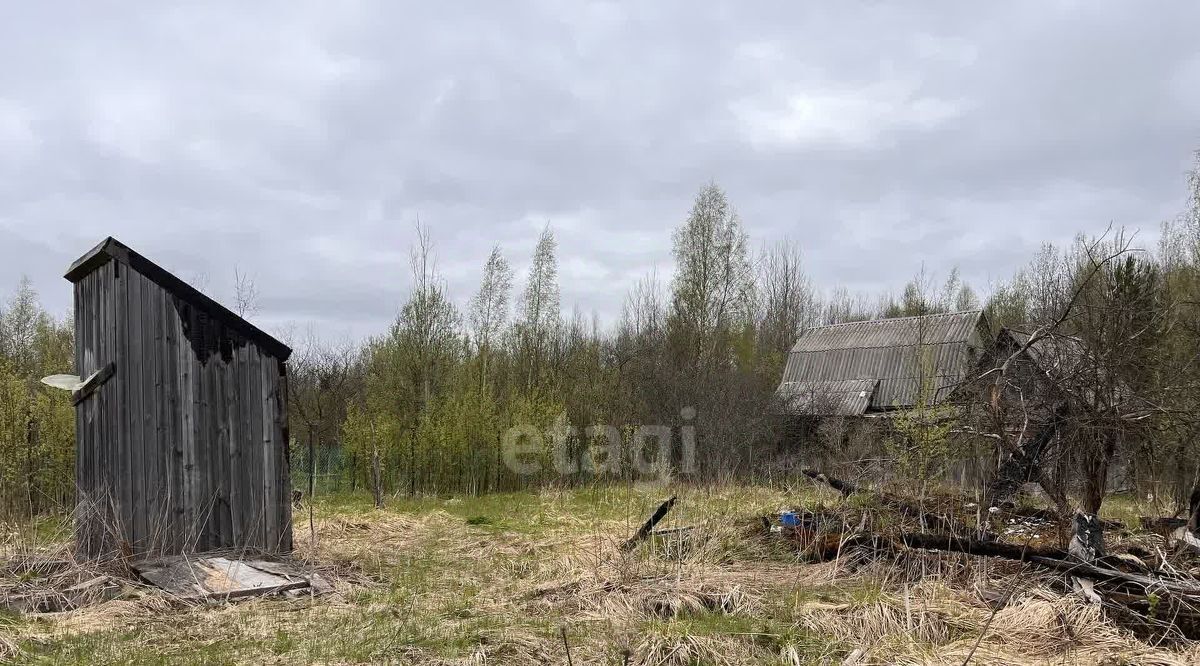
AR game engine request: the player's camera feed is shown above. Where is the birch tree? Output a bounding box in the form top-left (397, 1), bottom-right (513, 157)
top-left (668, 183), bottom-right (754, 368)
top-left (518, 225), bottom-right (560, 388)
top-left (756, 239), bottom-right (819, 358)
top-left (469, 245), bottom-right (513, 386)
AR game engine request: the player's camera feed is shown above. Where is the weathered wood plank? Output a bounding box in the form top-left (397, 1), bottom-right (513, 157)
top-left (197, 341), bottom-right (213, 552)
top-left (105, 265), bottom-right (121, 552)
top-left (83, 271), bottom-right (95, 506)
top-left (181, 305), bottom-right (199, 552)
top-left (146, 281), bottom-right (164, 553)
top-left (216, 343), bottom-right (233, 547)
top-left (208, 345), bottom-right (223, 549)
top-left (77, 276), bottom-right (94, 555)
top-left (206, 339), bottom-right (222, 549)
top-left (82, 274), bottom-right (93, 502)
top-left (102, 262), bottom-right (114, 515)
top-left (110, 264), bottom-right (125, 557)
top-left (261, 355), bottom-right (276, 551)
top-left (278, 360), bottom-right (293, 552)
top-left (134, 555), bottom-right (311, 600)
top-left (70, 363), bottom-right (114, 405)
top-left (72, 279), bottom-right (86, 555)
top-left (172, 304), bottom-right (187, 554)
top-left (239, 343), bottom-right (254, 548)
top-left (161, 297), bottom-right (179, 554)
top-left (197, 316), bottom-right (212, 551)
top-left (202, 556), bottom-right (286, 592)
top-left (239, 558), bottom-right (304, 580)
top-left (93, 267), bottom-right (106, 540)
top-left (129, 270), bottom-right (147, 551)
top-left (205, 322), bottom-right (221, 551)
top-left (228, 343), bottom-right (244, 548)
top-left (248, 347), bottom-right (264, 549)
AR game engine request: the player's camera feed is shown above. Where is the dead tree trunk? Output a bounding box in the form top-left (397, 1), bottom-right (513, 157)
top-left (1068, 512), bottom-right (1105, 603)
top-left (369, 419), bottom-right (384, 509)
top-left (984, 407), bottom-right (1066, 511)
top-left (1081, 432), bottom-right (1119, 515)
top-left (1187, 488), bottom-right (1200, 533)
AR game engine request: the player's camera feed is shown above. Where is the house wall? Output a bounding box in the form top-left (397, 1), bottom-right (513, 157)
top-left (73, 259), bottom-right (291, 558)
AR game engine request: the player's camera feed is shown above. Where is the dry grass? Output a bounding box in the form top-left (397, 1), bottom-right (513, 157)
top-left (1, 483), bottom-right (1199, 664)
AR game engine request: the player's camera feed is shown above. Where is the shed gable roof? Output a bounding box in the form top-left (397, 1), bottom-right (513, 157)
top-left (65, 237), bottom-right (292, 361)
top-left (778, 310), bottom-right (984, 413)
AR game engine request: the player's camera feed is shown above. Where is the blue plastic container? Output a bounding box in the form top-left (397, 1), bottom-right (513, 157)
top-left (780, 511), bottom-right (799, 527)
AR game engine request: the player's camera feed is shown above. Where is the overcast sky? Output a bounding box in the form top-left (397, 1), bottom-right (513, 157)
top-left (1, 2), bottom-right (1198, 340)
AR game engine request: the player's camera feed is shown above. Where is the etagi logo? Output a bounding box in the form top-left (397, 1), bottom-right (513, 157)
top-left (501, 407), bottom-right (698, 477)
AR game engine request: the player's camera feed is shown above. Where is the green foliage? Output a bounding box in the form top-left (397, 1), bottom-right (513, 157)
top-left (887, 398), bottom-right (958, 487)
top-left (0, 279), bottom-right (75, 519)
top-left (885, 350), bottom-right (959, 488)
top-left (329, 183), bottom-right (1001, 494)
top-left (27, 166), bottom-right (1200, 516)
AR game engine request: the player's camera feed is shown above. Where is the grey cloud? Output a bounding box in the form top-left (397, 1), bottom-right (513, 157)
top-left (1, 1), bottom-right (1198, 338)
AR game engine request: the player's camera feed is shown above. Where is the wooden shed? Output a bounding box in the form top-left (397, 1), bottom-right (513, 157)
top-left (65, 237), bottom-right (293, 559)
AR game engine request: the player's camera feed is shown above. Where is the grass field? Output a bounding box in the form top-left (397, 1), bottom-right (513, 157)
top-left (3, 482), bottom-right (1199, 665)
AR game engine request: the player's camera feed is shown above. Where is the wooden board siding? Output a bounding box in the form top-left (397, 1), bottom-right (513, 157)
top-left (68, 239), bottom-right (292, 559)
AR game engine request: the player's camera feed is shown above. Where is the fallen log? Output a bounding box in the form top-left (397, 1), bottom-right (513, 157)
top-left (801, 469), bottom-right (969, 535)
top-left (894, 532), bottom-right (1200, 597)
top-left (622, 496), bottom-right (677, 552)
top-left (1098, 588), bottom-right (1200, 639)
top-left (800, 469), bottom-right (858, 496)
top-left (770, 514), bottom-right (1200, 600)
top-left (1011, 506), bottom-right (1123, 531)
top-left (802, 470), bottom-right (1125, 537)
top-left (897, 532), bottom-right (1068, 560)
top-left (913, 536), bottom-right (1200, 639)
top-left (1140, 516), bottom-right (1187, 533)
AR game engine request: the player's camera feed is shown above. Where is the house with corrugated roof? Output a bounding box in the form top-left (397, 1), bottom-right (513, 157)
top-left (776, 310), bottom-right (988, 416)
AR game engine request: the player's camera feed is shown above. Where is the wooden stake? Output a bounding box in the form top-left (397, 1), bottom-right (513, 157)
top-left (622, 496), bottom-right (677, 552)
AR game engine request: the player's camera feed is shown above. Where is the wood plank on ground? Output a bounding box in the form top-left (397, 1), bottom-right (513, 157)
top-left (133, 555), bottom-right (314, 600)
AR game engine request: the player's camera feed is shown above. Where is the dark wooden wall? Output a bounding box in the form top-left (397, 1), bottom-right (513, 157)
top-left (73, 259), bottom-right (292, 558)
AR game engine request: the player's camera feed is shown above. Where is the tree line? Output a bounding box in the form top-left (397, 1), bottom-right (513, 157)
top-left (2, 151), bottom-right (1199, 516)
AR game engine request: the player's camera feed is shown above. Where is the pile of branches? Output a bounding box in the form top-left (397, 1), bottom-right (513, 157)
top-left (0, 554), bottom-right (131, 614)
top-left (770, 470), bottom-right (1200, 641)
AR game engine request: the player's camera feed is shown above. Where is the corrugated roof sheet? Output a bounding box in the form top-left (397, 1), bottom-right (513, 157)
top-left (778, 311), bottom-right (984, 412)
top-left (790, 310), bottom-right (984, 352)
top-left (777, 379), bottom-right (878, 416)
